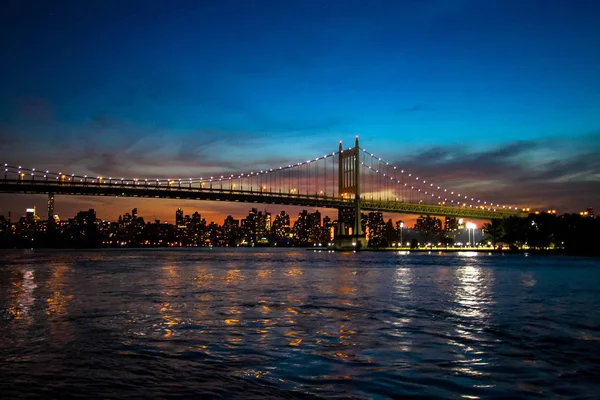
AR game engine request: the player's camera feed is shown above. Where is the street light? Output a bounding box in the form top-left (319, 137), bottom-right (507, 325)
top-left (400, 221), bottom-right (404, 248)
top-left (466, 222), bottom-right (476, 247)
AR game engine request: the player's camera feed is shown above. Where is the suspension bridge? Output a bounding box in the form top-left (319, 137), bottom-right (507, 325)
top-left (1, 137), bottom-right (526, 248)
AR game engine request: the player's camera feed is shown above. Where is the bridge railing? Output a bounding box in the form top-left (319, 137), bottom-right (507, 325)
top-left (1, 163), bottom-right (526, 218)
top-left (1, 164), bottom-right (351, 201)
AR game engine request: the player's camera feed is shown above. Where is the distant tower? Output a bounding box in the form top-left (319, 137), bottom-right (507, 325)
top-left (176, 208), bottom-right (184, 227)
top-left (47, 193), bottom-right (55, 221)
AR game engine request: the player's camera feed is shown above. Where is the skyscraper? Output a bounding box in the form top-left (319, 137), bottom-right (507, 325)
top-left (176, 208), bottom-right (184, 227)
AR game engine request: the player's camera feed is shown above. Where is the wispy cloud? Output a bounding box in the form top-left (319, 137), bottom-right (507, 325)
top-left (387, 133), bottom-right (600, 211)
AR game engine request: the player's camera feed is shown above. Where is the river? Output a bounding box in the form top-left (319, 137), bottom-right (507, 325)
top-left (1, 249), bottom-right (599, 399)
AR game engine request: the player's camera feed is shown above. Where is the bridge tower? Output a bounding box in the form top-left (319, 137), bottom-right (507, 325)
top-left (334, 136), bottom-right (368, 250)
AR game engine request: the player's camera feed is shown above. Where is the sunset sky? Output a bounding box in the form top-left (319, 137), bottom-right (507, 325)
top-left (1, 0), bottom-right (599, 225)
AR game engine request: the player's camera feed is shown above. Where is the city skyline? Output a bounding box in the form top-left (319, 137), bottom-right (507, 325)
top-left (1, 0), bottom-right (600, 221)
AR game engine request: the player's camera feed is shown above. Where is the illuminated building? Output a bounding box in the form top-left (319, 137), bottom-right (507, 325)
top-left (445, 217), bottom-right (458, 232)
top-left (175, 208), bottom-right (184, 227)
top-left (25, 207), bottom-right (40, 224)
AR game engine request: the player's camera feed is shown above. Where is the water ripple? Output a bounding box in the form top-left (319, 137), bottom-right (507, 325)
top-left (1, 249), bottom-right (599, 398)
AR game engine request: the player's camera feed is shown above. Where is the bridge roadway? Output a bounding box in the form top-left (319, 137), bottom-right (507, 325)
top-left (0, 180), bottom-right (523, 219)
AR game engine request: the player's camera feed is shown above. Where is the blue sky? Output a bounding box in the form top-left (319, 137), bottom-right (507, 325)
top-left (1, 0), bottom-right (599, 222)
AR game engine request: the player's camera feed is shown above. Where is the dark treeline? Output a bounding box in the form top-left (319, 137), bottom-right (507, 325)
top-left (483, 213), bottom-right (599, 256)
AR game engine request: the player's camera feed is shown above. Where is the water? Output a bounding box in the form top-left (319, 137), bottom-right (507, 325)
top-left (1, 249), bottom-right (599, 399)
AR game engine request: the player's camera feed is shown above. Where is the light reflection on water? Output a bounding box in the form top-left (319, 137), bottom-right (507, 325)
top-left (0, 249), bottom-right (599, 399)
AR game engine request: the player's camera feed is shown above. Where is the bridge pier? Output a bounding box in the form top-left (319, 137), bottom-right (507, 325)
top-left (334, 234), bottom-right (368, 250)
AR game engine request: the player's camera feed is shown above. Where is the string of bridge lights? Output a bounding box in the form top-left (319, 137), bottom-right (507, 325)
top-left (358, 148), bottom-right (519, 211)
top-left (3, 152), bottom-right (341, 189)
top-left (4, 153), bottom-right (526, 212)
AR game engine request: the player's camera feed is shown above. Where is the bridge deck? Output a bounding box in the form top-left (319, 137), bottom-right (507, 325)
top-left (0, 180), bottom-right (522, 219)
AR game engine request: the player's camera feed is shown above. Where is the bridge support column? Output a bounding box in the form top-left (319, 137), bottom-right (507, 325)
top-left (334, 137), bottom-right (367, 251)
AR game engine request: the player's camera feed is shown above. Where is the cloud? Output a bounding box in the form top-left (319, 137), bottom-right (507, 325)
top-left (3, 109), bottom-right (599, 218)
top-left (385, 133), bottom-right (600, 212)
